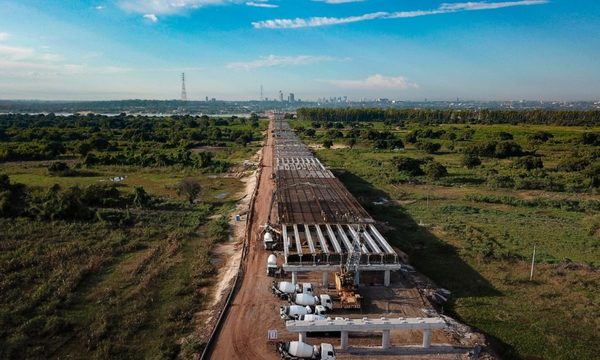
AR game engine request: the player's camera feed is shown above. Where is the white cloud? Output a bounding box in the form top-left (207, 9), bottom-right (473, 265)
top-left (253, 0), bottom-right (549, 29)
top-left (143, 13), bottom-right (159, 22)
top-left (440, 0), bottom-right (548, 11)
top-left (226, 54), bottom-right (346, 70)
top-left (253, 12), bottom-right (387, 29)
top-left (40, 53), bottom-right (63, 62)
top-left (329, 74), bottom-right (417, 90)
top-left (0, 44), bottom-right (35, 60)
top-left (95, 5), bottom-right (105, 10)
top-left (0, 32), bottom-right (9, 41)
top-left (246, 1), bottom-right (278, 8)
top-left (119, 0), bottom-right (240, 15)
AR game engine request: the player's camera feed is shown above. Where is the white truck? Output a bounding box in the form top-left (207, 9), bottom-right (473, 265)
top-left (272, 281), bottom-right (297, 299)
top-left (264, 231), bottom-right (275, 250)
top-left (280, 305), bottom-right (313, 320)
top-left (267, 254), bottom-right (278, 276)
top-left (277, 341), bottom-right (336, 360)
top-left (297, 314), bottom-right (327, 321)
top-left (295, 283), bottom-right (314, 296)
top-left (289, 294), bottom-right (333, 313)
top-left (280, 303), bottom-right (329, 320)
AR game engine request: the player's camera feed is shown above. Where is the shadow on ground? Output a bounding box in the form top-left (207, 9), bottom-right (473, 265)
top-left (333, 169), bottom-right (521, 358)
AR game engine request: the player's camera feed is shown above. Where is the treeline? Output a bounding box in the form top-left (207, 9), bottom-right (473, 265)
top-left (297, 108), bottom-right (600, 126)
top-left (0, 113), bottom-right (262, 169)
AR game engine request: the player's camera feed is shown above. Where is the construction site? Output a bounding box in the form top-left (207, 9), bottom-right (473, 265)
top-left (206, 114), bottom-right (489, 360)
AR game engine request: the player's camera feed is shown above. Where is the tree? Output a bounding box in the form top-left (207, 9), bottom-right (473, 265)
top-left (133, 186), bottom-right (151, 208)
top-left (424, 161), bottom-right (448, 180)
top-left (462, 154), bottom-right (482, 169)
top-left (392, 156), bottom-right (424, 176)
top-left (322, 139), bottom-right (333, 149)
top-left (176, 178), bottom-right (201, 204)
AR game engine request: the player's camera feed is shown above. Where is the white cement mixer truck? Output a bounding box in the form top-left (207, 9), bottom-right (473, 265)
top-left (289, 294), bottom-right (333, 313)
top-left (267, 254), bottom-right (278, 276)
top-left (280, 305), bottom-right (313, 320)
top-left (276, 341), bottom-right (336, 360)
top-left (272, 281), bottom-right (297, 299)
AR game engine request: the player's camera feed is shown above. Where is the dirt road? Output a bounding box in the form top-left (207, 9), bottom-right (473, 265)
top-left (210, 121), bottom-right (282, 360)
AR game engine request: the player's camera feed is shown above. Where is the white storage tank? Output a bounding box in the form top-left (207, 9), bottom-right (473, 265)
top-left (267, 254), bottom-right (277, 266)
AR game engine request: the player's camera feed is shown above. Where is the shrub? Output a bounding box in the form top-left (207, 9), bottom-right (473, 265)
top-left (424, 161), bottom-right (448, 180)
top-left (176, 178), bottom-right (201, 204)
top-left (322, 139), bottom-right (333, 149)
top-left (392, 156), bottom-right (424, 176)
top-left (497, 131), bottom-right (514, 140)
top-left (494, 141), bottom-right (523, 158)
top-left (462, 154), bottom-right (482, 169)
top-left (416, 142), bottom-right (442, 154)
top-left (487, 174), bottom-right (515, 189)
top-left (579, 132), bottom-right (600, 146)
top-left (513, 156), bottom-right (544, 170)
top-left (527, 131), bottom-right (553, 143)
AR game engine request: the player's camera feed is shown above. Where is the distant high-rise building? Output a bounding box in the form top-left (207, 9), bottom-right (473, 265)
top-left (279, 90), bottom-right (284, 102)
top-left (288, 93), bottom-right (295, 103)
top-left (205, 96), bottom-right (209, 102)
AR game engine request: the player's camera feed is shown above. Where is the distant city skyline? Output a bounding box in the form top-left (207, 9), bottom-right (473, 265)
top-left (0, 1), bottom-right (599, 101)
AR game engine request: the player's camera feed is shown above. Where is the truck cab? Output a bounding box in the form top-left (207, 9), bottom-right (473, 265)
top-left (318, 294), bottom-right (333, 312)
top-left (319, 343), bottom-right (336, 360)
top-left (295, 282), bottom-right (314, 296)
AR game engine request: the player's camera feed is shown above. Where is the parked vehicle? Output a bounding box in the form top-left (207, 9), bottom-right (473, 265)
top-left (264, 231), bottom-right (275, 250)
top-left (280, 305), bottom-right (313, 320)
top-left (289, 294), bottom-right (333, 313)
top-left (334, 271), bottom-right (361, 309)
top-left (272, 281), bottom-right (296, 298)
top-left (276, 341), bottom-right (336, 360)
top-left (297, 314), bottom-right (326, 321)
top-left (267, 254), bottom-right (278, 276)
top-left (295, 282), bottom-right (314, 296)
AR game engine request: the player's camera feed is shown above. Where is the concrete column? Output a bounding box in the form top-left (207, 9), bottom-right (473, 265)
top-left (322, 271), bottom-right (329, 288)
top-left (353, 270), bottom-right (360, 286)
top-left (384, 270), bottom-right (391, 287)
top-left (382, 330), bottom-right (390, 350)
top-left (299, 332), bottom-right (307, 343)
top-left (291, 271), bottom-right (297, 285)
top-left (422, 329), bottom-right (432, 348)
top-left (340, 331), bottom-right (349, 350)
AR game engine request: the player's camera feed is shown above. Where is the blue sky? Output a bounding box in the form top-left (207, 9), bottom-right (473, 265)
top-left (0, 0), bottom-right (599, 101)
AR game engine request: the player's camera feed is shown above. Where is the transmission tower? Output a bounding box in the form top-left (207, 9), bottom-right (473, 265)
top-left (181, 72), bottom-right (187, 101)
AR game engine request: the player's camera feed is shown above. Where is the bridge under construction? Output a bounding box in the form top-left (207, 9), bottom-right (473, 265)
top-left (270, 115), bottom-right (402, 286)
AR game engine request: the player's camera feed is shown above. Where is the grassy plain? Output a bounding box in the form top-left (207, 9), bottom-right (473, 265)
top-left (292, 120), bottom-right (600, 359)
top-left (0, 120), bottom-right (265, 359)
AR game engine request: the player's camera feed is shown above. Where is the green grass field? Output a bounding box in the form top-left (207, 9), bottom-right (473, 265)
top-left (0, 161), bottom-right (245, 359)
top-left (292, 120), bottom-right (600, 359)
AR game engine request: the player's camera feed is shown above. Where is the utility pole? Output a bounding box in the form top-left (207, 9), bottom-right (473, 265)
top-left (181, 73), bottom-right (187, 101)
top-left (529, 244), bottom-right (536, 281)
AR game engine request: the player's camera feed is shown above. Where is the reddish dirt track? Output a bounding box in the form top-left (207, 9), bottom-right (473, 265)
top-left (210, 121), bottom-right (282, 360)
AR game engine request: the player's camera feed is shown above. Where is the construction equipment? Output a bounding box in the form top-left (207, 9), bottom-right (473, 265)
top-left (267, 254), bottom-right (278, 276)
top-left (276, 341), bottom-right (336, 360)
top-left (334, 225), bottom-right (363, 310)
top-left (262, 223), bottom-right (281, 250)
